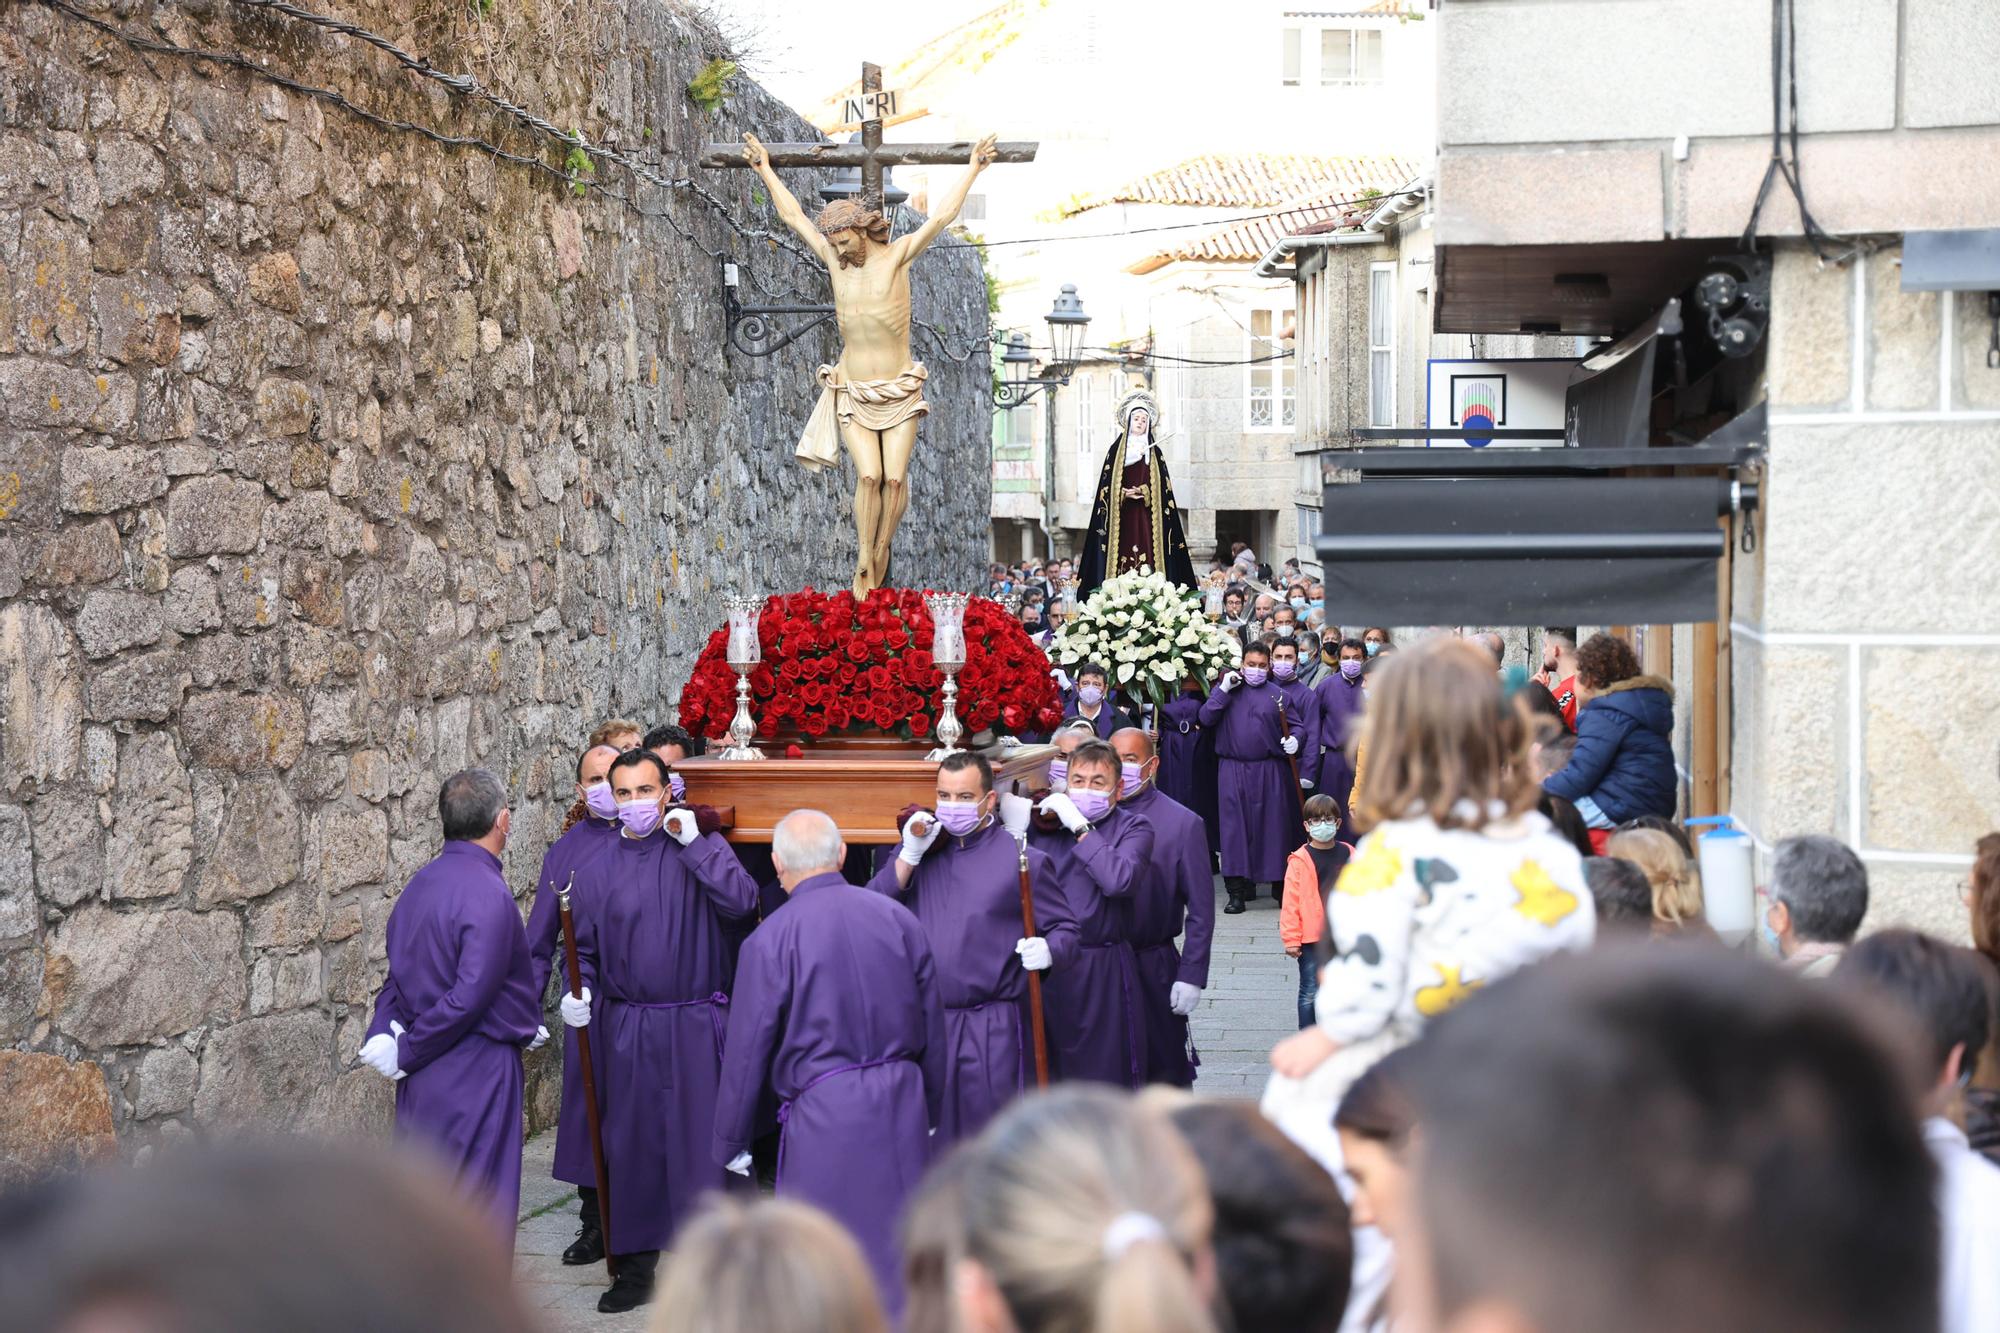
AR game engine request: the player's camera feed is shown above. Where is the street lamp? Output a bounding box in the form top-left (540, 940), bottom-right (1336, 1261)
top-left (996, 286), bottom-right (1092, 410)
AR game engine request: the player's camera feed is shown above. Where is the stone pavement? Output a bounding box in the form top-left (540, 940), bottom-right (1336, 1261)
top-left (512, 875), bottom-right (1297, 1326)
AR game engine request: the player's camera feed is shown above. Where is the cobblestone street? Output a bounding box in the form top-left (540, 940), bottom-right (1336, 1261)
top-left (513, 874), bottom-right (1296, 1324)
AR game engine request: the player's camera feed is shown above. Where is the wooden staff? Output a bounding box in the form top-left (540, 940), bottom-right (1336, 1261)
top-left (556, 872), bottom-right (617, 1279)
top-left (1015, 834), bottom-right (1053, 1088)
top-left (1275, 694), bottom-right (1311, 814)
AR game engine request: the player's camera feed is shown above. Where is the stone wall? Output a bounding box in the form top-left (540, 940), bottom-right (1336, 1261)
top-left (0, 0), bottom-right (992, 1153)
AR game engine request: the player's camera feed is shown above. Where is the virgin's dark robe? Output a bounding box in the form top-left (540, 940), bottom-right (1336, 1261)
top-left (368, 841), bottom-right (540, 1250)
top-left (1078, 437), bottom-right (1196, 596)
top-left (713, 872), bottom-right (946, 1319)
top-left (864, 820), bottom-right (1075, 1140)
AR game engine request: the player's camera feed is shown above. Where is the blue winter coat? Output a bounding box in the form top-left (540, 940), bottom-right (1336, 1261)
top-left (1542, 675), bottom-right (1677, 823)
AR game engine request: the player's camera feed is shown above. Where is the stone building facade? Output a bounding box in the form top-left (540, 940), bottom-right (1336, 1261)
top-left (0, 0), bottom-right (991, 1157)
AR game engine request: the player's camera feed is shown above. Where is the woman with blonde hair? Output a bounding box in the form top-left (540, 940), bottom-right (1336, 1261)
top-left (1263, 636), bottom-right (1594, 1164)
top-left (902, 1085), bottom-right (1221, 1333)
top-left (1605, 826), bottom-right (1711, 938)
top-left (651, 1197), bottom-right (888, 1333)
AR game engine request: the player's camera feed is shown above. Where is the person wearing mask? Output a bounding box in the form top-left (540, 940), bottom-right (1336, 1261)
top-left (1360, 628), bottom-right (1392, 659)
top-left (1313, 639), bottom-right (1368, 839)
top-left (1201, 641), bottom-right (1303, 915)
top-left (1296, 629), bottom-right (1325, 686)
top-left (1109, 727), bottom-right (1213, 1088)
top-left (358, 770), bottom-right (541, 1252)
top-left (900, 1085), bottom-right (1221, 1333)
top-left (1835, 932), bottom-right (2000, 1333)
top-left (1403, 947), bottom-right (1940, 1333)
top-left (1062, 660), bottom-right (1138, 739)
top-left (1541, 632), bottom-right (1676, 846)
top-left (1537, 628), bottom-right (1581, 727)
top-left (1272, 603), bottom-right (1302, 645)
top-left (564, 751), bottom-right (761, 1312)
top-left (643, 723), bottom-right (702, 803)
top-left (524, 743), bottom-right (622, 1266)
top-left (1265, 638), bottom-right (1593, 1111)
top-left (1269, 637), bottom-right (1320, 796)
top-left (1764, 834), bottom-right (1870, 976)
top-left (713, 810), bottom-right (946, 1320)
top-left (1029, 740), bottom-right (1155, 1088)
top-left (651, 1198), bottom-right (890, 1333)
top-left (1281, 793), bottom-right (1348, 1029)
top-left (1604, 827), bottom-right (1712, 941)
top-left (864, 752), bottom-right (1074, 1141)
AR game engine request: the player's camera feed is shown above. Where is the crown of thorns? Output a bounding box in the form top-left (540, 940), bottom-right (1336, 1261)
top-left (814, 200), bottom-right (891, 243)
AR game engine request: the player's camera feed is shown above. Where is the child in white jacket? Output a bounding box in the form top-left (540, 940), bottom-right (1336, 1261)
top-left (1263, 637), bottom-right (1595, 1160)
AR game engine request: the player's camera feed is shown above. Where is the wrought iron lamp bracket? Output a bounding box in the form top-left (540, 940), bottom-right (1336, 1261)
top-left (721, 259), bottom-right (835, 359)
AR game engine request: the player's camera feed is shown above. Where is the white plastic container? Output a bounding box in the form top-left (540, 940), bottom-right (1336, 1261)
top-left (1688, 816), bottom-right (1755, 946)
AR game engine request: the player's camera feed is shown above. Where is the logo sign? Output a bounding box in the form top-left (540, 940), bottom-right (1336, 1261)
top-left (840, 89), bottom-right (900, 125)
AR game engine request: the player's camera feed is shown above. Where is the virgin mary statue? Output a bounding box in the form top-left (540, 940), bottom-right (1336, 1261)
top-left (1078, 388), bottom-right (1197, 596)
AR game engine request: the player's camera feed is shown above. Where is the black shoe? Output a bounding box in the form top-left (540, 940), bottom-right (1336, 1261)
top-left (561, 1224), bottom-right (604, 1266)
top-left (1224, 895), bottom-right (1246, 915)
top-left (597, 1273), bottom-right (654, 1314)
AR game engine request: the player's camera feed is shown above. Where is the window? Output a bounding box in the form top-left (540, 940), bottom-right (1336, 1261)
top-left (1368, 262), bottom-right (1395, 428)
top-left (1006, 396), bottom-right (1037, 447)
top-left (1073, 373), bottom-right (1096, 466)
top-left (1320, 28), bottom-right (1384, 86)
top-left (1281, 27), bottom-right (1302, 86)
top-left (1247, 308), bottom-right (1296, 430)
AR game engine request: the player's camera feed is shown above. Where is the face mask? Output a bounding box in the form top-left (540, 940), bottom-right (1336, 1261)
top-left (668, 772), bottom-right (687, 802)
top-left (584, 781), bottom-right (619, 820)
top-left (1364, 641), bottom-right (1382, 658)
top-left (1272, 661), bottom-right (1296, 681)
top-left (1306, 820), bottom-right (1340, 843)
top-left (1339, 659), bottom-right (1364, 681)
top-left (1242, 666), bottom-right (1269, 687)
top-left (1078, 684), bottom-right (1104, 707)
top-left (1289, 597), bottom-right (1308, 612)
top-left (1119, 762), bottom-right (1145, 797)
top-left (617, 798), bottom-right (662, 837)
top-left (935, 801), bottom-right (985, 837)
top-left (1047, 758), bottom-right (1068, 791)
top-left (1276, 625), bottom-right (1295, 639)
top-left (1070, 789), bottom-right (1112, 823)
top-left (1310, 599), bottom-right (1324, 611)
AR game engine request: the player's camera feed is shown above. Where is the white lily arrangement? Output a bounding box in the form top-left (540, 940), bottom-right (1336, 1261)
top-left (1050, 568), bottom-right (1242, 710)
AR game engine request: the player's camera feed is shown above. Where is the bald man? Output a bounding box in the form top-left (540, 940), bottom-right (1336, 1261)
top-left (713, 810), bottom-right (946, 1319)
top-left (1110, 728), bottom-right (1214, 1087)
top-left (522, 743), bottom-right (624, 1266)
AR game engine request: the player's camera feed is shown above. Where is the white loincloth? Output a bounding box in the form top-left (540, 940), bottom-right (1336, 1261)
top-left (795, 363), bottom-right (930, 471)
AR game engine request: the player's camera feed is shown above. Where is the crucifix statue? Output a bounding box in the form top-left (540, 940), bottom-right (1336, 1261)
top-left (703, 63), bottom-right (1038, 596)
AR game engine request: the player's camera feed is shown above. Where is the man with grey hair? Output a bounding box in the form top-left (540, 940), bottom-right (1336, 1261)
top-left (712, 809), bottom-right (946, 1318)
top-left (1766, 834), bottom-right (1871, 977)
top-left (357, 768), bottom-right (541, 1251)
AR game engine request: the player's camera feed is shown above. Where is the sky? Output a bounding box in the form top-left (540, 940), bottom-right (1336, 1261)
top-left (711, 0), bottom-right (1001, 113)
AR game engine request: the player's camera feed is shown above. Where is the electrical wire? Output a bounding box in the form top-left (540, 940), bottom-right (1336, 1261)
top-left (1738, 0), bottom-right (1864, 264)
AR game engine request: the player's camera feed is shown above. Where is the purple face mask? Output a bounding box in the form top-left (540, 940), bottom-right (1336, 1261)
top-left (584, 782), bottom-right (619, 821)
top-left (1339, 659), bottom-right (1364, 681)
top-left (1077, 684), bottom-right (1104, 707)
top-left (1069, 788), bottom-right (1113, 823)
top-left (1272, 661), bottom-right (1297, 681)
top-left (1119, 762), bottom-right (1145, 797)
top-left (935, 801), bottom-right (985, 837)
top-left (1047, 758), bottom-right (1068, 791)
top-left (668, 772), bottom-right (687, 801)
top-left (1242, 666), bottom-right (1269, 687)
top-left (617, 798), bottom-right (662, 838)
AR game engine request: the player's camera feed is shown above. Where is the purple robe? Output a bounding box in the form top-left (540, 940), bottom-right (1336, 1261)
top-left (368, 841), bottom-right (539, 1250)
top-left (864, 820), bottom-right (1075, 1140)
top-left (575, 828), bottom-right (759, 1253)
top-left (1061, 694), bottom-right (1136, 738)
top-left (1029, 805), bottom-right (1153, 1088)
top-left (1118, 785), bottom-right (1213, 1087)
top-left (1199, 681), bottom-right (1299, 882)
top-left (525, 816), bottom-right (619, 1187)
top-left (1311, 673), bottom-right (1367, 827)
top-left (713, 872), bottom-right (946, 1317)
top-left (1159, 689), bottom-right (1221, 854)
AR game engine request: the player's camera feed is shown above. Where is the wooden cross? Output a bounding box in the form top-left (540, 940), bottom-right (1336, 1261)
top-left (702, 61), bottom-right (1037, 215)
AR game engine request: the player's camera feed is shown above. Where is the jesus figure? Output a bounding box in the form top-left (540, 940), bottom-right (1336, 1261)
top-left (743, 131), bottom-right (998, 595)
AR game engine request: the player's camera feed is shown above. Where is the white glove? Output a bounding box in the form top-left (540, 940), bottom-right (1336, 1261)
top-left (725, 1151), bottom-right (753, 1177)
top-left (528, 1024), bottom-right (550, 1052)
top-left (1281, 735), bottom-right (1299, 755)
top-left (1170, 982), bottom-right (1203, 1016)
top-left (358, 1032), bottom-right (402, 1080)
top-left (1220, 671), bottom-right (1242, 692)
top-left (1037, 792), bottom-right (1088, 834)
top-left (1300, 777), bottom-right (1315, 789)
top-left (900, 813), bottom-right (942, 865)
top-left (560, 987), bottom-right (592, 1028)
top-left (1015, 937), bottom-right (1053, 971)
top-left (664, 808), bottom-right (699, 846)
top-left (1050, 666), bottom-right (1072, 692)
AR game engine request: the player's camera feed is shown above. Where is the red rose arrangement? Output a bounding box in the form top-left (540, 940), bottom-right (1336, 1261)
top-left (678, 588), bottom-right (1063, 743)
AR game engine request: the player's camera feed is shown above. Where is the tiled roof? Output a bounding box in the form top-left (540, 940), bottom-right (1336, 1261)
top-left (1065, 152), bottom-right (1414, 217)
top-left (1124, 171), bottom-right (1418, 273)
top-left (806, 0), bottom-right (1049, 131)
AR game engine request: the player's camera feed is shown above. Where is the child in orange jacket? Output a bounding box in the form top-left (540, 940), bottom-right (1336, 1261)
top-left (1281, 793), bottom-right (1349, 1029)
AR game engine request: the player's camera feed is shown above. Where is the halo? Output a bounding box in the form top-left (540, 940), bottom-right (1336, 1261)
top-left (1115, 387), bottom-right (1161, 437)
